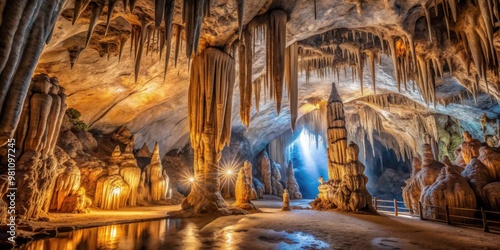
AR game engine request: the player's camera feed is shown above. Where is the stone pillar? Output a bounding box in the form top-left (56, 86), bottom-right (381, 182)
top-left (178, 48), bottom-right (244, 215)
top-left (311, 82), bottom-right (373, 212)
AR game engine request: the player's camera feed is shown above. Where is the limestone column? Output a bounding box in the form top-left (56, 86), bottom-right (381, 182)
top-left (180, 47), bottom-right (243, 215)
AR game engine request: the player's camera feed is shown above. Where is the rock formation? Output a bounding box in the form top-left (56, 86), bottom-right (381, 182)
top-left (142, 143), bottom-right (169, 202)
top-left (311, 83), bottom-right (372, 212)
top-left (233, 161), bottom-right (257, 210)
top-left (50, 161), bottom-right (82, 212)
top-left (94, 165), bottom-right (130, 210)
top-left (403, 144), bottom-right (445, 213)
top-left (179, 47), bottom-right (243, 215)
top-left (109, 143), bottom-right (141, 206)
top-left (13, 74), bottom-right (67, 219)
top-left (260, 151), bottom-right (272, 195)
top-left (282, 189), bottom-right (291, 211)
top-left (421, 166), bottom-right (477, 222)
top-left (461, 131), bottom-right (482, 165)
top-left (286, 161), bottom-right (302, 199)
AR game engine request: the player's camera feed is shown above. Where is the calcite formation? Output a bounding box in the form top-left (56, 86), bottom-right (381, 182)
top-left (180, 47), bottom-right (242, 215)
top-left (403, 144), bottom-right (445, 213)
top-left (94, 165), bottom-right (130, 210)
top-left (421, 166), bottom-right (477, 222)
top-left (141, 143), bottom-right (170, 202)
top-left (233, 161), bottom-right (257, 210)
top-left (311, 83), bottom-right (372, 212)
top-left (286, 161), bottom-right (302, 200)
top-left (13, 74), bottom-right (68, 219)
top-left (404, 132), bottom-right (500, 215)
top-left (281, 189), bottom-right (291, 211)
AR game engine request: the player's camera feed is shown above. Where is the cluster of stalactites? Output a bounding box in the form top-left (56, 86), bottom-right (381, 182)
top-left (70, 0), bottom-right (198, 83)
top-left (297, 29), bottom-right (382, 95)
top-left (237, 9), bottom-right (298, 131)
top-left (346, 99), bottom-right (439, 162)
top-left (264, 9), bottom-right (287, 115)
top-left (188, 47), bottom-right (235, 153)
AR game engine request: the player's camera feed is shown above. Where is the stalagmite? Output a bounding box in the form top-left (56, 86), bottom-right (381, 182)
top-left (422, 166), bottom-right (477, 222)
top-left (50, 161), bottom-right (81, 212)
top-left (85, 1), bottom-right (103, 49)
top-left (403, 144), bottom-right (445, 214)
top-left (311, 83), bottom-right (372, 212)
top-left (143, 143), bottom-right (170, 202)
top-left (233, 161), bottom-right (257, 210)
top-left (461, 131), bottom-right (482, 165)
top-left (179, 47), bottom-right (244, 215)
top-left (94, 165), bottom-right (130, 210)
top-left (286, 161), bottom-right (302, 199)
top-left (282, 189), bottom-right (291, 211)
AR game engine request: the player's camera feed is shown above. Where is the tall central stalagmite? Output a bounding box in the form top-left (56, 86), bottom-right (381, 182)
top-left (181, 47), bottom-right (238, 214)
top-left (311, 82), bottom-right (372, 212)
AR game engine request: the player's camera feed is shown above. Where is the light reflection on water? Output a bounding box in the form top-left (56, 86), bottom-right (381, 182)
top-left (18, 218), bottom-right (329, 250)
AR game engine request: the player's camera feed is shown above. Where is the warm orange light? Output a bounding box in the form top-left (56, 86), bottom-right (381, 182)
top-left (189, 177), bottom-right (195, 183)
top-left (226, 170), bottom-right (233, 175)
top-left (112, 187), bottom-right (121, 195)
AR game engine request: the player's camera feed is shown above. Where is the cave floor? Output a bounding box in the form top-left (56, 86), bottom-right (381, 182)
top-left (18, 199), bottom-right (500, 249)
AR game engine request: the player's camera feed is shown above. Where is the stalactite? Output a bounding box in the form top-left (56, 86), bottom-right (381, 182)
top-left (163, 0), bottom-right (175, 78)
top-left (105, 0), bottom-right (119, 36)
top-left (73, 0), bottom-right (91, 25)
top-left (238, 29), bottom-right (253, 128)
top-left (267, 9), bottom-right (287, 114)
top-left (85, 1), bottom-right (103, 49)
top-left (314, 0), bottom-right (317, 19)
top-left (237, 0), bottom-right (244, 38)
top-left (285, 42), bottom-right (298, 130)
top-left (68, 46), bottom-right (84, 69)
top-left (155, 0), bottom-right (166, 28)
top-left (183, 0), bottom-right (209, 59)
top-left (129, 0), bottom-right (137, 12)
top-left (134, 22), bottom-right (149, 83)
top-left (122, 0), bottom-right (129, 12)
top-left (174, 24), bottom-right (182, 67)
top-left (367, 52), bottom-right (376, 94)
top-left (118, 36), bottom-right (127, 63)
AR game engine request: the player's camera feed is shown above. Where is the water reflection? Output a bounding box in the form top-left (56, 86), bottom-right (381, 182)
top-left (18, 218), bottom-right (329, 250)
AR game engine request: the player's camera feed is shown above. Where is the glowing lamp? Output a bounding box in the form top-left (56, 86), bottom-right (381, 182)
top-left (226, 170), bottom-right (233, 175)
top-left (189, 177), bottom-right (195, 183)
top-left (112, 187), bottom-right (121, 195)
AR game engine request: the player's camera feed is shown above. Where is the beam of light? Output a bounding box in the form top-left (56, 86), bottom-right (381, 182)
top-left (219, 153), bottom-right (242, 191)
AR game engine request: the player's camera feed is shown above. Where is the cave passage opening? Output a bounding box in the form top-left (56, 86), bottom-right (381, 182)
top-left (288, 129), bottom-right (328, 199)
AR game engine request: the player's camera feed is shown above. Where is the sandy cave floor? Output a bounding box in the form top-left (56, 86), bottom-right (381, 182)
top-left (14, 199), bottom-right (500, 249)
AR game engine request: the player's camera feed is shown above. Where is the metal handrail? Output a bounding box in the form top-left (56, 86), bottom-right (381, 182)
top-left (372, 197), bottom-right (500, 233)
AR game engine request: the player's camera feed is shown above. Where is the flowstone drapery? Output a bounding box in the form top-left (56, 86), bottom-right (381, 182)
top-left (311, 82), bottom-right (373, 212)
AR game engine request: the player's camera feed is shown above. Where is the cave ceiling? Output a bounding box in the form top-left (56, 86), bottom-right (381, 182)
top-left (35, 0), bottom-right (500, 155)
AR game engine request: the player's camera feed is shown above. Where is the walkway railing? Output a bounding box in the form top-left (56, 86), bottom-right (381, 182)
top-left (372, 197), bottom-right (500, 233)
